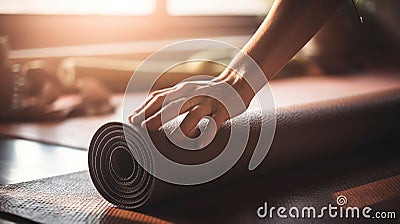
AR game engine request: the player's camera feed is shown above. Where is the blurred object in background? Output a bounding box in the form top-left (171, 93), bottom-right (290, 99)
top-left (72, 77), bottom-right (116, 116)
top-left (1, 0), bottom-right (400, 99)
top-left (167, 0), bottom-right (272, 16)
top-left (0, 36), bottom-right (14, 113)
top-left (0, 35), bottom-right (10, 67)
top-left (21, 60), bottom-right (63, 104)
top-left (357, 0), bottom-right (400, 67)
top-left (58, 57), bottom-right (137, 92)
top-left (302, 0), bottom-right (400, 74)
top-left (0, 37), bottom-right (116, 121)
top-left (189, 48), bottom-right (317, 80)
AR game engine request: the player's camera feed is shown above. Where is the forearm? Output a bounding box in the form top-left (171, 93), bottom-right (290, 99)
top-left (222, 0), bottom-right (346, 99)
top-left (131, 0), bottom-right (348, 135)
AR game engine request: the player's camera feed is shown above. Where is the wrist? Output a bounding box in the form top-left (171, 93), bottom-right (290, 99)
top-left (215, 69), bottom-right (255, 108)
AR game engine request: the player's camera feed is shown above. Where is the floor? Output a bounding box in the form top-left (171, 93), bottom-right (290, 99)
top-left (0, 136), bottom-right (87, 185)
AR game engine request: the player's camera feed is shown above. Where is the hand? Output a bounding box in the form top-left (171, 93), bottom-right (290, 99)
top-left (129, 70), bottom-right (255, 144)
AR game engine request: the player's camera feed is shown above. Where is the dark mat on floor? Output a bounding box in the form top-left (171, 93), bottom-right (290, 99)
top-left (1, 147), bottom-right (399, 223)
top-left (0, 171), bottom-right (170, 224)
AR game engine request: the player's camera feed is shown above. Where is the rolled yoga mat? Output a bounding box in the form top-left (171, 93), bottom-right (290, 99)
top-left (89, 88), bottom-right (400, 210)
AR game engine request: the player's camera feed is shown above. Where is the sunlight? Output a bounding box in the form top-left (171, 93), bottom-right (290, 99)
top-left (168, 0), bottom-right (272, 16)
top-left (0, 0), bottom-right (155, 15)
top-left (0, 0), bottom-right (272, 16)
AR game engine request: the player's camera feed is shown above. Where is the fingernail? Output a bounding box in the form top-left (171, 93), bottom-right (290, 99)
top-left (188, 129), bottom-right (196, 138)
top-left (129, 113), bottom-right (137, 123)
top-left (141, 120), bottom-right (154, 129)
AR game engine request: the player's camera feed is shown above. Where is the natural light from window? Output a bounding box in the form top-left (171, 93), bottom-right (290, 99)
top-left (0, 0), bottom-right (156, 15)
top-left (167, 0), bottom-right (272, 16)
top-left (0, 0), bottom-right (271, 16)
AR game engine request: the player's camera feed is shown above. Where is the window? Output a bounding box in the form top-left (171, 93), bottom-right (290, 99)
top-left (0, 0), bottom-right (272, 16)
top-left (0, 0), bottom-right (156, 15)
top-left (167, 0), bottom-right (272, 16)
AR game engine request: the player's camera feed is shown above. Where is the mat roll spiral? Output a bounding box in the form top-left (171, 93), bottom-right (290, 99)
top-left (89, 122), bottom-right (155, 209)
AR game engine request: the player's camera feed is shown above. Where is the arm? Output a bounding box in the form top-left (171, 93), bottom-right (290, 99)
top-left (222, 0), bottom-right (346, 102)
top-left (130, 0), bottom-right (346, 140)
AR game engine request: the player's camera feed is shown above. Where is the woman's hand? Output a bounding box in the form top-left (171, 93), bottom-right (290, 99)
top-left (129, 70), bottom-right (255, 141)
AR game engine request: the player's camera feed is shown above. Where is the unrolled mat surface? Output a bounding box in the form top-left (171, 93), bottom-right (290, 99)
top-left (0, 171), bottom-right (170, 223)
top-left (1, 146), bottom-right (399, 224)
top-left (88, 88), bottom-right (400, 210)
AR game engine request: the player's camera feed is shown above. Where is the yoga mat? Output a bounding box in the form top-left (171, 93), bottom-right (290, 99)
top-left (89, 87), bottom-right (400, 209)
top-left (0, 171), bottom-right (171, 224)
top-left (1, 145), bottom-right (399, 223)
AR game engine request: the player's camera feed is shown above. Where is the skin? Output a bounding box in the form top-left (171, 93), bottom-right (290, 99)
top-left (130, 0), bottom-right (346, 144)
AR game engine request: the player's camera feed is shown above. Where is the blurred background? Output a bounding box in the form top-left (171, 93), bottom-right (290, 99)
top-left (0, 0), bottom-right (400, 213)
top-left (0, 0), bottom-right (400, 120)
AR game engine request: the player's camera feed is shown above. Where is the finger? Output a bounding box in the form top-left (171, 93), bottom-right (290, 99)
top-left (134, 88), bottom-right (172, 113)
top-left (159, 82), bottom-right (200, 107)
top-left (142, 96), bottom-right (206, 130)
top-left (212, 109), bottom-right (230, 131)
top-left (129, 88), bottom-right (172, 123)
top-left (180, 104), bottom-right (213, 138)
top-left (131, 91), bottom-right (170, 124)
top-left (198, 108), bottom-right (229, 148)
top-left (131, 83), bottom-right (195, 124)
top-left (128, 87), bottom-right (172, 123)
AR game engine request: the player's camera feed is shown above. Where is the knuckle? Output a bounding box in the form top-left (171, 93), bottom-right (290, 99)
top-left (193, 86), bottom-right (208, 95)
top-left (154, 93), bottom-right (166, 102)
top-left (149, 90), bottom-right (160, 98)
top-left (185, 97), bottom-right (196, 108)
top-left (167, 100), bottom-right (178, 108)
top-left (204, 97), bottom-right (215, 105)
top-left (187, 111), bottom-right (201, 119)
top-left (180, 82), bottom-right (191, 88)
top-left (191, 106), bottom-right (209, 116)
top-left (189, 109), bottom-right (202, 117)
top-left (169, 98), bottom-right (184, 106)
top-left (178, 82), bottom-right (194, 90)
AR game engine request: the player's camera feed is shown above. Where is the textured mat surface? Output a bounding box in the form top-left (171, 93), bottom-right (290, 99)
top-left (0, 171), bottom-right (170, 224)
top-left (1, 149), bottom-right (399, 223)
top-left (89, 88), bottom-right (400, 209)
